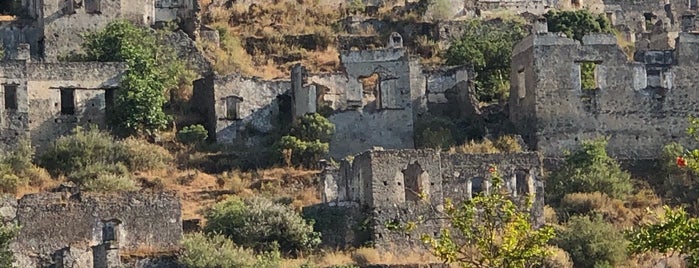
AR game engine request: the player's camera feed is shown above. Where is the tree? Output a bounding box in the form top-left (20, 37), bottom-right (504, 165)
top-left (545, 10), bottom-right (613, 42)
top-left (82, 20), bottom-right (188, 136)
top-left (421, 166), bottom-right (554, 267)
top-left (444, 19), bottom-right (527, 102)
top-left (547, 138), bottom-right (633, 204)
top-left (628, 206), bottom-right (699, 266)
top-left (277, 113), bottom-right (335, 168)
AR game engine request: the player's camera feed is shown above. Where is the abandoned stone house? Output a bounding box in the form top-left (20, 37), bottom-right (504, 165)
top-left (0, 55), bottom-right (126, 151)
top-left (192, 33), bottom-right (475, 159)
top-left (510, 17), bottom-right (699, 160)
top-left (0, 191), bottom-right (182, 268)
top-left (1, 0), bottom-right (200, 62)
top-left (306, 148), bottom-right (544, 253)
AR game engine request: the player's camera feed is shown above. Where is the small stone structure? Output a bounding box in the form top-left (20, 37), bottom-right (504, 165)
top-left (510, 18), bottom-right (699, 160)
top-left (306, 148), bottom-right (545, 253)
top-left (6, 191), bottom-right (182, 268)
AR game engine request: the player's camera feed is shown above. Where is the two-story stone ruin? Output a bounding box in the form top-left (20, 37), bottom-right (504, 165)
top-left (305, 148), bottom-right (545, 253)
top-left (510, 18), bottom-right (699, 160)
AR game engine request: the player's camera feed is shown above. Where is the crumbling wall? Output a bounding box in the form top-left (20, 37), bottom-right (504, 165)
top-left (0, 23), bottom-right (43, 61)
top-left (12, 191), bottom-right (182, 267)
top-left (330, 48), bottom-right (415, 159)
top-left (511, 31), bottom-right (699, 160)
top-left (25, 62), bottom-right (126, 151)
top-left (316, 148), bottom-right (546, 253)
top-left (0, 62), bottom-right (30, 150)
top-left (208, 73), bottom-right (291, 145)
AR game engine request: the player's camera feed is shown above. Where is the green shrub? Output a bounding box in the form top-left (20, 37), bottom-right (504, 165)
top-left (67, 162), bottom-right (129, 186)
top-left (0, 167), bottom-right (23, 194)
top-left (290, 113), bottom-right (335, 143)
top-left (39, 126), bottom-right (125, 176)
top-left (0, 221), bottom-right (18, 268)
top-left (553, 215), bottom-right (628, 268)
top-left (179, 233), bottom-right (280, 268)
top-left (547, 138), bottom-right (633, 204)
top-left (120, 137), bottom-right (173, 171)
top-left (177, 124), bottom-right (209, 145)
top-left (203, 196), bottom-right (321, 255)
top-left (415, 116), bottom-right (456, 149)
top-left (545, 10), bottom-right (613, 42)
top-left (277, 113), bottom-right (334, 168)
top-left (82, 173), bottom-right (139, 193)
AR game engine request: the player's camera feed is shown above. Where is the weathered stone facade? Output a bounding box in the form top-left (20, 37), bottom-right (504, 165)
top-left (2, 0), bottom-right (200, 62)
top-left (510, 20), bottom-right (699, 159)
top-left (5, 190), bottom-right (182, 268)
top-left (192, 36), bottom-right (474, 159)
top-left (309, 148), bottom-right (545, 253)
top-left (1, 59), bottom-right (126, 151)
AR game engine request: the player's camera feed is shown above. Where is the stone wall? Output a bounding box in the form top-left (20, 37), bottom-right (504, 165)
top-left (510, 29), bottom-right (699, 159)
top-left (10, 191), bottom-right (182, 267)
top-left (1, 61), bottom-right (126, 151)
top-left (315, 148), bottom-right (545, 252)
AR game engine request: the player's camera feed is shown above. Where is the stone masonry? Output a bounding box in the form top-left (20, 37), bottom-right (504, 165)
top-left (510, 18), bottom-right (699, 160)
top-left (308, 148), bottom-right (545, 253)
top-left (6, 190), bottom-right (182, 268)
top-left (1, 58), bottom-right (126, 152)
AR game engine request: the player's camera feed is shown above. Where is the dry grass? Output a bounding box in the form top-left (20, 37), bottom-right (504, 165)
top-left (448, 135), bottom-right (523, 154)
top-left (351, 247), bottom-right (439, 265)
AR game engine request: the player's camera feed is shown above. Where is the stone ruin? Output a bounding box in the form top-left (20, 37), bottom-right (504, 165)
top-left (191, 32), bottom-right (478, 159)
top-left (305, 148), bottom-right (545, 253)
top-left (0, 189), bottom-right (182, 268)
top-left (510, 17), bottom-right (699, 161)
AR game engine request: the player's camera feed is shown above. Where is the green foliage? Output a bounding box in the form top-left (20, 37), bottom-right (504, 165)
top-left (203, 196), bottom-right (321, 255)
top-left (444, 19), bottom-right (527, 102)
top-left (415, 116), bottom-right (456, 149)
top-left (81, 173), bottom-right (139, 193)
top-left (119, 137), bottom-right (173, 172)
top-left (547, 138), bottom-right (633, 204)
top-left (545, 10), bottom-right (614, 41)
top-left (628, 206), bottom-right (699, 266)
top-left (553, 215), bottom-right (629, 268)
top-left (580, 62), bottom-right (598, 90)
top-left (0, 222), bottom-right (18, 268)
top-left (422, 166), bottom-right (554, 267)
top-left (39, 126), bottom-right (125, 176)
top-left (83, 20), bottom-right (189, 136)
top-left (179, 233), bottom-right (281, 268)
top-left (177, 124), bottom-right (209, 145)
top-left (290, 113), bottom-right (335, 142)
top-left (277, 113), bottom-right (335, 168)
top-left (347, 0), bottom-right (365, 14)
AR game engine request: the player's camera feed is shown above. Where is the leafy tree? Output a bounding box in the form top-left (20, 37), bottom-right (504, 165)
top-left (628, 206), bottom-right (699, 266)
top-left (0, 222), bottom-right (18, 268)
top-left (421, 166), bottom-right (554, 267)
top-left (444, 18), bottom-right (527, 102)
top-left (203, 196), bottom-right (321, 255)
top-left (82, 20), bottom-right (188, 136)
top-left (553, 215), bottom-right (629, 268)
top-left (547, 138), bottom-right (633, 204)
top-left (545, 10), bottom-right (613, 42)
top-left (277, 113), bottom-right (334, 168)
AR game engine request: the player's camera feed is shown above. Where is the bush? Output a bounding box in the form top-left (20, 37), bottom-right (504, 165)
top-left (0, 140), bottom-right (50, 193)
top-left (179, 233), bottom-right (280, 268)
top-left (553, 215), bottom-right (628, 268)
top-left (177, 124), bottom-right (209, 145)
top-left (67, 162), bottom-right (129, 186)
top-left (120, 137), bottom-right (173, 171)
top-left (39, 126), bottom-right (124, 176)
top-left (290, 113), bottom-right (335, 143)
top-left (545, 10), bottom-right (613, 42)
top-left (0, 221), bottom-right (18, 268)
top-left (543, 246), bottom-right (574, 268)
top-left (415, 116), bottom-right (456, 149)
top-left (558, 192), bottom-right (629, 224)
top-left (203, 196), bottom-right (321, 255)
top-left (547, 138), bottom-right (633, 204)
top-left (277, 113), bottom-right (334, 168)
top-left (82, 173), bottom-right (139, 193)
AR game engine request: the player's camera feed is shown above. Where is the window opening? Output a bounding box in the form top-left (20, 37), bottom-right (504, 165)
top-left (4, 84), bottom-right (17, 110)
top-left (60, 88), bottom-right (76, 115)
